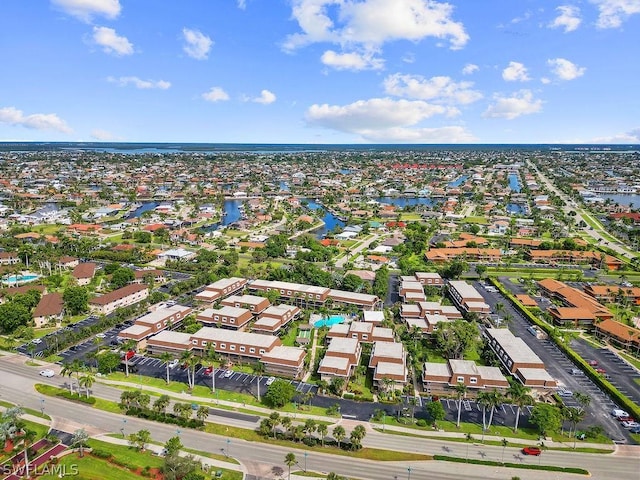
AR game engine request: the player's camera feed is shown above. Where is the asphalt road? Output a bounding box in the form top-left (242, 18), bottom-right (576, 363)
top-left (474, 280), bottom-right (631, 443)
top-left (1, 358), bottom-right (638, 480)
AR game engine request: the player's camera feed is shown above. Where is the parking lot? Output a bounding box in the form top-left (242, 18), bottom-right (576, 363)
top-left (126, 354), bottom-right (318, 399)
top-left (475, 280), bottom-right (632, 442)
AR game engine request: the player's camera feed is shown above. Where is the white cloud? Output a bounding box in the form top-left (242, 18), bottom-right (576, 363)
top-left (107, 76), bottom-right (171, 89)
top-left (253, 90), bottom-right (277, 104)
top-left (383, 73), bottom-right (482, 105)
top-left (202, 87), bottom-right (230, 102)
top-left (591, 0), bottom-right (640, 28)
top-left (284, 0), bottom-right (469, 52)
top-left (92, 26), bottom-right (133, 56)
top-left (306, 97), bottom-right (448, 131)
top-left (540, 77), bottom-right (551, 84)
top-left (590, 127), bottom-right (640, 143)
top-left (356, 126), bottom-right (476, 142)
top-left (305, 97), bottom-right (472, 142)
top-left (502, 61), bottom-right (530, 82)
top-left (549, 5), bottom-right (582, 32)
top-left (483, 90), bottom-right (543, 119)
top-left (51, 0), bottom-right (121, 22)
top-left (237, 0), bottom-right (247, 9)
top-left (0, 106), bottom-right (73, 133)
top-left (182, 28), bottom-right (213, 60)
top-left (91, 128), bottom-right (117, 140)
top-left (321, 50), bottom-right (384, 71)
top-left (547, 58), bottom-right (586, 80)
top-left (462, 63), bottom-right (479, 75)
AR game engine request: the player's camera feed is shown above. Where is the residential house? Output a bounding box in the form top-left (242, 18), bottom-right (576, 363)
top-left (317, 337), bottom-right (362, 383)
top-left (252, 304), bottom-right (301, 335)
top-left (369, 341), bottom-right (408, 390)
top-left (89, 284), bottom-right (149, 315)
top-left (32, 292), bottom-right (64, 328)
top-left (197, 306), bottom-right (253, 331)
top-left (71, 262), bottom-right (96, 286)
top-left (422, 359), bottom-right (509, 396)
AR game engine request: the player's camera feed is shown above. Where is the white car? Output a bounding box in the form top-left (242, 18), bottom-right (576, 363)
top-left (39, 369), bottom-right (55, 378)
top-left (223, 369), bottom-right (234, 378)
top-left (622, 421), bottom-right (640, 429)
top-left (266, 376), bottom-right (276, 386)
top-left (31, 338), bottom-right (42, 344)
top-left (168, 359), bottom-right (179, 369)
top-left (96, 333), bottom-right (106, 339)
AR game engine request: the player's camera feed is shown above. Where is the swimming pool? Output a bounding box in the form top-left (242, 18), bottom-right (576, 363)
top-left (313, 315), bottom-right (346, 328)
top-left (2, 273), bottom-right (40, 285)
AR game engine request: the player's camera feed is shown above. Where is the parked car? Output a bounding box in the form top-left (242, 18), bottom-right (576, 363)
top-left (223, 370), bottom-right (234, 378)
top-left (612, 409), bottom-right (630, 418)
top-left (622, 421), bottom-right (640, 429)
top-left (122, 350), bottom-right (135, 361)
top-left (168, 359), bottom-right (179, 369)
top-left (31, 338), bottom-right (42, 345)
top-left (266, 376), bottom-right (276, 386)
top-left (522, 447), bottom-right (542, 456)
top-left (39, 369), bottom-right (55, 377)
top-left (587, 360), bottom-right (598, 366)
top-left (629, 426), bottom-right (640, 434)
top-left (96, 333), bottom-right (106, 339)
top-left (204, 366), bottom-right (213, 375)
top-left (557, 387), bottom-right (573, 397)
top-left (617, 416), bottom-right (635, 423)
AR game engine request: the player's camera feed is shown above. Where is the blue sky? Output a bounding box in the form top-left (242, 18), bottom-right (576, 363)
top-left (1, 0), bottom-right (639, 144)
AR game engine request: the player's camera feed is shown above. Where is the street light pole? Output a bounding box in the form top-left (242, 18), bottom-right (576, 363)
top-left (407, 467), bottom-right (412, 480)
top-left (304, 452), bottom-right (307, 472)
top-left (120, 418), bottom-right (127, 437)
top-left (40, 398), bottom-right (45, 416)
top-left (226, 439), bottom-right (231, 457)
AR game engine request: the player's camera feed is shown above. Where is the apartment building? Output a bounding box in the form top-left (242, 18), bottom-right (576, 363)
top-left (260, 346), bottom-right (306, 379)
top-left (447, 280), bottom-right (490, 315)
top-left (538, 278), bottom-right (613, 327)
top-left (89, 284), bottom-right (149, 315)
top-left (32, 292), bottom-right (64, 328)
top-left (71, 262), bottom-right (96, 286)
top-left (327, 289), bottom-right (382, 310)
top-left (583, 284), bottom-right (640, 305)
top-left (414, 271), bottom-right (444, 287)
top-left (422, 359), bottom-right (509, 396)
top-left (252, 304), bottom-right (301, 334)
top-left (594, 319), bottom-right (640, 353)
top-left (248, 279), bottom-right (330, 306)
top-left (528, 250), bottom-right (622, 270)
top-left (326, 322), bottom-right (394, 343)
top-left (317, 337), bottom-right (362, 383)
top-left (0, 252), bottom-right (19, 265)
top-left (194, 277), bottom-right (247, 305)
top-left (221, 294), bottom-right (271, 314)
top-left (197, 306), bottom-right (253, 330)
top-left (132, 269), bottom-right (167, 285)
top-left (399, 279), bottom-right (427, 302)
top-left (484, 328), bottom-right (557, 389)
top-left (118, 305), bottom-right (192, 347)
top-left (369, 341), bottom-right (407, 390)
top-left (362, 310), bottom-right (385, 326)
top-left (425, 247), bottom-right (501, 264)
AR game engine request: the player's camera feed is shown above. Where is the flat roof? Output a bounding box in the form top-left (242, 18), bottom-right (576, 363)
top-left (326, 337), bottom-right (360, 355)
top-left (119, 324), bottom-right (152, 336)
top-left (373, 326), bottom-right (394, 339)
top-left (329, 289), bottom-right (379, 304)
top-left (423, 362), bottom-right (451, 377)
top-left (448, 280), bottom-right (484, 301)
top-left (261, 345), bottom-right (305, 363)
top-left (516, 368), bottom-right (556, 382)
top-left (318, 356), bottom-right (350, 372)
top-left (223, 294), bottom-right (267, 306)
top-left (363, 311), bottom-right (385, 322)
top-left (449, 359), bottom-right (479, 375)
top-left (350, 322), bottom-right (373, 333)
top-left (207, 277), bottom-right (246, 290)
top-left (486, 328), bottom-right (543, 365)
top-left (136, 305), bottom-right (191, 325)
top-left (207, 305), bottom-right (252, 317)
top-left (252, 316), bottom-right (280, 328)
top-left (148, 330), bottom-right (192, 346)
top-left (250, 279), bottom-right (329, 295)
top-left (372, 341), bottom-right (404, 359)
top-left (374, 362), bottom-right (407, 378)
top-left (405, 317), bottom-right (428, 329)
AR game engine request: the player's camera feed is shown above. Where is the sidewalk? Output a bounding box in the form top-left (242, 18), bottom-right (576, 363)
top-left (92, 434), bottom-right (246, 475)
top-left (96, 377), bottom-right (339, 425)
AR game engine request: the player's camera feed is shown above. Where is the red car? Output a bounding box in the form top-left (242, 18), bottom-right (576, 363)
top-left (522, 447), bottom-right (542, 456)
top-left (617, 416), bottom-right (634, 422)
top-left (122, 350), bottom-right (135, 361)
top-left (596, 368), bottom-right (606, 374)
top-left (588, 360), bottom-right (598, 366)
top-left (204, 366), bottom-right (213, 375)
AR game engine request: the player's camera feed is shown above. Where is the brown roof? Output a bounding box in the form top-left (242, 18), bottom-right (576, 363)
top-left (134, 269), bottom-right (165, 279)
top-left (1, 284), bottom-right (46, 296)
top-left (72, 262), bottom-right (96, 279)
top-left (515, 294), bottom-right (538, 307)
top-left (596, 318), bottom-right (640, 343)
top-left (90, 284), bottom-right (148, 305)
top-left (33, 293), bottom-right (63, 317)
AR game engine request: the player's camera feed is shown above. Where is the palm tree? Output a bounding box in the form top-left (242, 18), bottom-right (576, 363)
top-left (60, 363), bottom-right (75, 394)
top-left (477, 390), bottom-right (503, 441)
top-left (79, 372), bottom-right (95, 398)
top-left (507, 380), bottom-right (533, 433)
top-left (303, 418), bottom-right (316, 442)
top-left (454, 382), bottom-right (467, 428)
top-left (284, 452), bottom-right (297, 480)
top-left (253, 361), bottom-right (266, 402)
top-left (160, 352), bottom-right (174, 385)
top-left (269, 412), bottom-right (280, 439)
top-left (206, 347), bottom-right (218, 393)
top-left (317, 423), bottom-right (328, 446)
top-left (332, 425), bottom-right (346, 449)
top-left (71, 428), bottom-right (89, 458)
top-left (153, 394), bottom-right (170, 414)
top-left (196, 405), bottom-right (209, 422)
top-left (281, 416), bottom-right (293, 439)
top-left (180, 350), bottom-right (194, 389)
top-left (21, 429), bottom-right (37, 478)
top-left (501, 438), bottom-right (508, 463)
top-left (120, 340), bottom-right (136, 377)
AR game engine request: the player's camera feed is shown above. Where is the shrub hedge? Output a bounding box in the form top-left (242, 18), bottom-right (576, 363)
top-left (123, 407), bottom-right (205, 429)
top-left (434, 455), bottom-right (589, 475)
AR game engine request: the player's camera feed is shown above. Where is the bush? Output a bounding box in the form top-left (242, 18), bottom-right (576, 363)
top-left (416, 419), bottom-right (428, 427)
top-left (434, 455), bottom-right (589, 475)
top-left (55, 389), bottom-right (96, 405)
top-left (91, 449), bottom-right (113, 459)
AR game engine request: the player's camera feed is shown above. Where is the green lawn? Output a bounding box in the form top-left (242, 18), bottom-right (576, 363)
top-left (39, 453), bottom-right (144, 480)
top-left (461, 216), bottom-right (489, 224)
